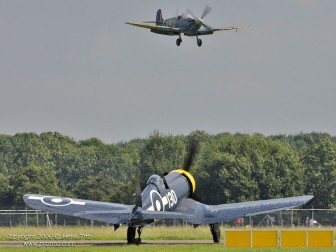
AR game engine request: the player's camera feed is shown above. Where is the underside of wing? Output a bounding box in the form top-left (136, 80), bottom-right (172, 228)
top-left (213, 26), bottom-right (249, 32)
top-left (74, 209), bottom-right (192, 223)
top-left (141, 210), bottom-right (192, 220)
top-left (23, 194), bottom-right (134, 224)
top-left (125, 22), bottom-right (180, 35)
top-left (174, 195), bottom-right (313, 225)
top-left (195, 26), bottom-right (248, 36)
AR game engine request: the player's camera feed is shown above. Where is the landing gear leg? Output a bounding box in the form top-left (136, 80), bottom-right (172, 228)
top-left (134, 226), bottom-right (144, 245)
top-left (210, 224), bottom-right (221, 243)
top-left (127, 226), bottom-right (136, 244)
top-left (196, 35), bottom-right (202, 47)
top-left (127, 226), bottom-right (144, 245)
top-left (176, 35), bottom-right (182, 46)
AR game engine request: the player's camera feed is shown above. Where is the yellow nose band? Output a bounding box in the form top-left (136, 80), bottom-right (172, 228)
top-left (171, 169), bottom-right (196, 193)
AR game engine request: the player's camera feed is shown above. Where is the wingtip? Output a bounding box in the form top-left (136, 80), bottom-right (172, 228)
top-left (305, 195), bottom-right (314, 201)
top-left (23, 194), bottom-right (32, 202)
top-left (23, 194), bottom-right (27, 202)
top-left (299, 195), bottom-right (314, 204)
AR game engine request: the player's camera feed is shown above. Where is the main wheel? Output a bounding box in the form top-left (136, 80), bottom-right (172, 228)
top-left (176, 38), bottom-right (182, 46)
top-left (210, 224), bottom-right (221, 243)
top-left (127, 226), bottom-right (136, 244)
top-left (197, 39), bottom-right (202, 47)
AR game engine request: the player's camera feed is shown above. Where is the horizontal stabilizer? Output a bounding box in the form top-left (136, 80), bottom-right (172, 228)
top-left (143, 21), bottom-right (162, 24)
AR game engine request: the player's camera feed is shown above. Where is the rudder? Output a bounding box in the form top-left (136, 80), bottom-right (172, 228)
top-left (156, 9), bottom-right (163, 25)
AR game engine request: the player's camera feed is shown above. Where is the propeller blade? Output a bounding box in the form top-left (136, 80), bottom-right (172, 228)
top-left (202, 23), bottom-right (213, 30)
top-left (201, 5), bottom-right (211, 19)
top-left (183, 142), bottom-right (198, 172)
top-left (186, 8), bottom-right (196, 19)
top-left (134, 167), bottom-right (142, 207)
top-left (187, 15), bottom-right (196, 20)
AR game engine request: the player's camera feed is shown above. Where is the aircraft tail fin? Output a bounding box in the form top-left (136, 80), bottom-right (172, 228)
top-left (156, 9), bottom-right (163, 25)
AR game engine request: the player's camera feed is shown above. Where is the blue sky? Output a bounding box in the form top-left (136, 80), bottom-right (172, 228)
top-left (1, 0), bottom-right (335, 143)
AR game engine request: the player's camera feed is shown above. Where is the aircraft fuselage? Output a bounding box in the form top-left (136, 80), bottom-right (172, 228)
top-left (163, 16), bottom-right (201, 34)
top-left (141, 170), bottom-right (195, 212)
top-left (150, 15), bottom-right (203, 36)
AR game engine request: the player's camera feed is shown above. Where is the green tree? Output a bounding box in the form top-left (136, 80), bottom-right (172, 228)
top-left (0, 174), bottom-right (12, 209)
top-left (139, 131), bottom-right (185, 186)
top-left (9, 165), bottom-right (60, 208)
top-left (303, 138), bottom-right (336, 208)
top-left (195, 134), bottom-right (304, 204)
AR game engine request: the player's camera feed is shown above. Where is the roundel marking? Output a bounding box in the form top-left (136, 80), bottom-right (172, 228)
top-left (41, 196), bottom-right (72, 207)
top-left (150, 190), bottom-right (165, 211)
top-left (155, 200), bottom-right (161, 211)
top-left (51, 198), bottom-right (63, 203)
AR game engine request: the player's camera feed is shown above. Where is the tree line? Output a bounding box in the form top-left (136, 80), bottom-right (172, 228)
top-left (0, 131), bottom-right (335, 209)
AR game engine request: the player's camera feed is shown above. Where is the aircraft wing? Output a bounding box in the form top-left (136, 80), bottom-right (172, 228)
top-left (24, 194), bottom-right (312, 225)
top-left (23, 194), bottom-right (134, 224)
top-left (196, 26), bottom-right (248, 36)
top-left (23, 194), bottom-right (192, 224)
top-left (173, 195), bottom-right (313, 225)
top-left (125, 22), bottom-right (180, 33)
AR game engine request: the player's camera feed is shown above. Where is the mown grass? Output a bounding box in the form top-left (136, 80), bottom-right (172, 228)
top-left (1, 227), bottom-right (335, 251)
top-left (1, 246), bottom-right (336, 252)
top-left (1, 225), bottom-right (335, 241)
top-left (0, 226), bottom-right (214, 241)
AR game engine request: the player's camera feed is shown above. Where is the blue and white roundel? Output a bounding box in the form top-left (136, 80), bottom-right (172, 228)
top-left (27, 195), bottom-right (86, 207)
top-left (41, 196), bottom-right (72, 206)
top-left (150, 191), bottom-right (165, 211)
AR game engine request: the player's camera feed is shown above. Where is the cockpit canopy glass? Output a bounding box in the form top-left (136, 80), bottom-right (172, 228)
top-left (146, 174), bottom-right (163, 187)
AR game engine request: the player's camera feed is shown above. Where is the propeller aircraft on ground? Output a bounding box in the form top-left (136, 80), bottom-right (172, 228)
top-left (24, 144), bottom-right (313, 244)
top-left (125, 6), bottom-right (248, 47)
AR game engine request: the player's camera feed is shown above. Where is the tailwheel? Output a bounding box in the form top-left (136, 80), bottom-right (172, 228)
top-left (210, 224), bottom-right (221, 243)
top-left (176, 38), bottom-right (182, 46)
top-left (197, 38), bottom-right (202, 47)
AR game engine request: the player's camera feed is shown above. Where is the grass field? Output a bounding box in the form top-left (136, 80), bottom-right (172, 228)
top-left (1, 226), bottom-right (216, 241)
top-left (1, 225), bottom-right (335, 241)
top-left (1, 246), bottom-right (336, 252)
top-left (1, 226), bottom-right (335, 251)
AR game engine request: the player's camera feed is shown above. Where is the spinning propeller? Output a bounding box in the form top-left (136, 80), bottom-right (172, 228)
top-left (186, 5), bottom-right (213, 30)
top-left (183, 141), bottom-right (199, 172)
top-left (182, 141), bottom-right (200, 200)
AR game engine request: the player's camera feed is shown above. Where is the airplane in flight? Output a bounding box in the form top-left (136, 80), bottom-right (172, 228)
top-left (24, 145), bottom-right (313, 244)
top-left (125, 6), bottom-right (248, 47)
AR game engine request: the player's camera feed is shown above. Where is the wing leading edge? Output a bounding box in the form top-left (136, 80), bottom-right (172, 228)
top-left (195, 26), bottom-right (248, 36)
top-left (173, 195), bottom-right (313, 225)
top-left (125, 22), bottom-right (180, 34)
top-left (126, 22), bottom-right (248, 37)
